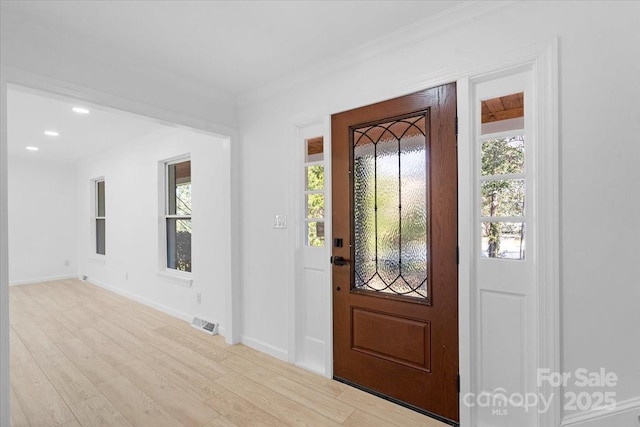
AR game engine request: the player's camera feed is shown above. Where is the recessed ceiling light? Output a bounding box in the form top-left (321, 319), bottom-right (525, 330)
top-left (44, 130), bottom-right (59, 137)
top-left (72, 106), bottom-right (90, 115)
top-left (26, 146), bottom-right (39, 151)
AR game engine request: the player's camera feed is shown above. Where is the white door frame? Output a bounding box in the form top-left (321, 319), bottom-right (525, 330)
top-left (0, 65), bottom-right (243, 427)
top-left (286, 40), bottom-right (559, 426)
top-left (0, 67), bottom-right (9, 427)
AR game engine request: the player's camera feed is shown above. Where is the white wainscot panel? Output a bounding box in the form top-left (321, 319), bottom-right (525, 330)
top-left (296, 267), bottom-right (326, 373)
top-left (477, 290), bottom-right (535, 426)
top-left (303, 267), bottom-right (325, 340)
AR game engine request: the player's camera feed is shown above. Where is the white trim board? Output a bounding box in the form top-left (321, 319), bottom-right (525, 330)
top-left (85, 277), bottom-right (193, 323)
top-left (240, 334), bottom-right (288, 362)
top-left (0, 63), bottom-right (11, 427)
top-left (10, 274), bottom-right (79, 286)
top-left (2, 66), bottom-right (236, 139)
top-left (84, 277), bottom-right (227, 337)
top-left (561, 396), bottom-right (640, 427)
top-left (237, 1), bottom-right (508, 108)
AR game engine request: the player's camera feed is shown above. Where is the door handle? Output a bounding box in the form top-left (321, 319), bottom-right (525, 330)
top-left (331, 256), bottom-right (349, 266)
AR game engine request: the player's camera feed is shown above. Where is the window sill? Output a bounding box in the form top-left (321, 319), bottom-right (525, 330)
top-left (89, 255), bottom-right (106, 265)
top-left (157, 270), bottom-right (193, 288)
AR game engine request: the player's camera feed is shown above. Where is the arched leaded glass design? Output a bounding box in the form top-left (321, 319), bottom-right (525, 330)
top-left (352, 113), bottom-right (429, 299)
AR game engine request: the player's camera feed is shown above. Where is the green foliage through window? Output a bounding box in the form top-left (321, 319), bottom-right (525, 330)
top-left (305, 164), bottom-right (325, 247)
top-left (306, 165), bottom-right (324, 190)
top-left (481, 135), bottom-right (525, 259)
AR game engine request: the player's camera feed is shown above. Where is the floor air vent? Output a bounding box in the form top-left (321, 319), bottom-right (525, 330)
top-left (191, 317), bottom-right (218, 335)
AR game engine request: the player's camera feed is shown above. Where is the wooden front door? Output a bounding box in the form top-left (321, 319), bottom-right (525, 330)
top-left (331, 83), bottom-right (458, 423)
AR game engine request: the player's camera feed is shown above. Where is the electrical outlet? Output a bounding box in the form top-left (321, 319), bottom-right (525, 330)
top-left (125, 272), bottom-right (129, 280)
top-left (196, 292), bottom-right (202, 304)
top-left (64, 260), bottom-right (70, 267)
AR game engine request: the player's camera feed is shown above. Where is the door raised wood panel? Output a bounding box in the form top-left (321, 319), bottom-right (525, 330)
top-left (352, 307), bottom-right (431, 371)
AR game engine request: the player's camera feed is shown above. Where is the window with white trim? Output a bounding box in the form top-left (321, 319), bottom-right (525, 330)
top-left (164, 158), bottom-right (192, 272)
top-left (304, 137), bottom-right (325, 247)
top-left (94, 179), bottom-right (106, 255)
top-left (479, 92), bottom-right (526, 260)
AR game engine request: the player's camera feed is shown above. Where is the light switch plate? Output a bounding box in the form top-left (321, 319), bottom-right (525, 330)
top-left (273, 215), bottom-right (287, 229)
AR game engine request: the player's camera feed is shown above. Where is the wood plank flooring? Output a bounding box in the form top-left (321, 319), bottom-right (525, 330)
top-left (9, 279), bottom-right (448, 426)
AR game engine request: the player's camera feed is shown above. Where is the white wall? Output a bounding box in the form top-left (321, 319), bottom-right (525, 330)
top-left (237, 1), bottom-right (640, 425)
top-left (76, 126), bottom-right (231, 331)
top-left (8, 156), bottom-right (78, 284)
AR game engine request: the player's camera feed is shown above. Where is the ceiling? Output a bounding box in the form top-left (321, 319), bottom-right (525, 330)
top-left (0, 0), bottom-right (465, 97)
top-left (3, 1), bottom-right (467, 163)
top-left (8, 88), bottom-right (170, 163)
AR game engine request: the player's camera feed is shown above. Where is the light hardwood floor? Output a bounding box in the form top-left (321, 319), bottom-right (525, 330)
top-left (9, 279), bottom-right (448, 427)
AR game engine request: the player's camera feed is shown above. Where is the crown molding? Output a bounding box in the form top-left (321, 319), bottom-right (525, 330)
top-left (237, 0), bottom-right (514, 109)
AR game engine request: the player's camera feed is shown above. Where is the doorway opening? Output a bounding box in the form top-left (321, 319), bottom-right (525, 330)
top-left (5, 84), bottom-right (233, 425)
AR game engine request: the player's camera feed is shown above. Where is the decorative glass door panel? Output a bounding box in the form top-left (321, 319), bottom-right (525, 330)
top-left (353, 114), bottom-right (429, 299)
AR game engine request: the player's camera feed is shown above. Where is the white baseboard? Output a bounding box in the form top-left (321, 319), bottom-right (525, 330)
top-left (84, 277), bottom-right (193, 324)
top-left (10, 274), bottom-right (78, 286)
top-left (562, 395), bottom-right (640, 427)
top-left (295, 360), bottom-right (325, 377)
top-left (240, 334), bottom-right (288, 362)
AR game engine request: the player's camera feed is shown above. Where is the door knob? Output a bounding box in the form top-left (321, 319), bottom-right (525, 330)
top-left (331, 256), bottom-right (349, 266)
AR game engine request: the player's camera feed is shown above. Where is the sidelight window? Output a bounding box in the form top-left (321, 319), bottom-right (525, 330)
top-left (304, 137), bottom-right (325, 247)
top-left (479, 92), bottom-right (526, 260)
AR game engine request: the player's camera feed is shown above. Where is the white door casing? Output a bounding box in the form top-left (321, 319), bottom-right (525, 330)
top-left (286, 42), bottom-right (559, 427)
